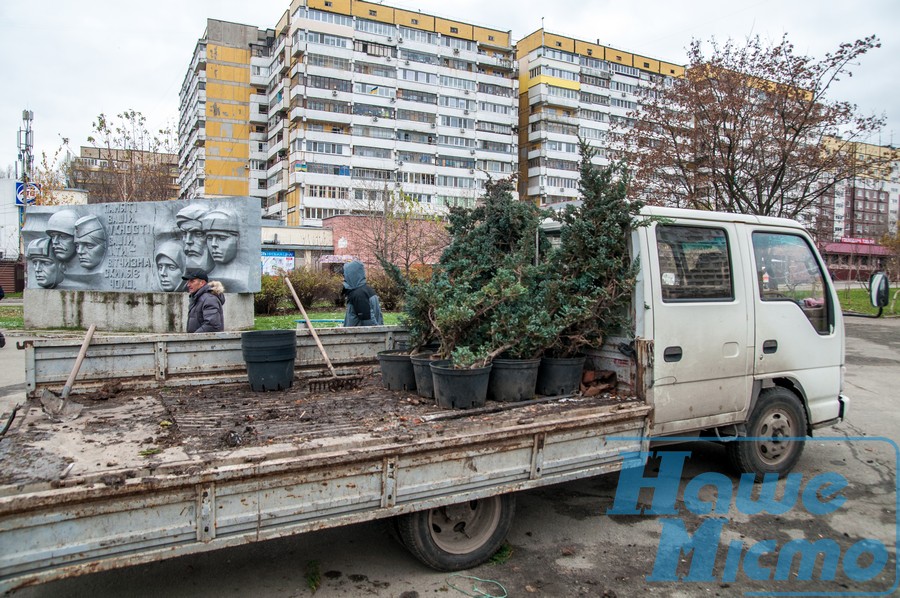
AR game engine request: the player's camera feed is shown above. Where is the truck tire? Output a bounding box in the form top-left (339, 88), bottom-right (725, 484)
top-left (728, 387), bottom-right (807, 482)
top-left (396, 494), bottom-right (516, 571)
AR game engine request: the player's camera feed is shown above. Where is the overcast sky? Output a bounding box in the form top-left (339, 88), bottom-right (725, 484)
top-left (1, 0), bottom-right (896, 174)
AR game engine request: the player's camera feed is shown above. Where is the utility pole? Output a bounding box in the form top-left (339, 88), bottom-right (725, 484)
top-left (17, 109), bottom-right (34, 255)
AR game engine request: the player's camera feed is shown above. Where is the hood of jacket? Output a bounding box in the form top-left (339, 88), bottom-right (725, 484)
top-left (193, 281), bottom-right (226, 305)
top-left (342, 261), bottom-right (367, 291)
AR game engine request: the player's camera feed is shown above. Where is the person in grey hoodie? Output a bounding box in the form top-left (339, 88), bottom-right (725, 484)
top-left (183, 269), bottom-right (225, 333)
top-left (342, 261), bottom-right (383, 326)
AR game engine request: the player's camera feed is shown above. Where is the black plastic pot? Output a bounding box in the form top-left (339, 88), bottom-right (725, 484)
top-left (431, 362), bottom-right (492, 410)
top-left (536, 355), bottom-right (586, 396)
top-left (377, 350), bottom-right (417, 391)
top-left (410, 352), bottom-right (438, 399)
top-left (241, 330), bottom-right (297, 392)
top-left (488, 358), bottom-right (541, 402)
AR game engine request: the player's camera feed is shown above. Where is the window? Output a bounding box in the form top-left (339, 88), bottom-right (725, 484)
top-left (752, 232), bottom-right (831, 334)
top-left (400, 49), bottom-right (438, 65)
top-left (656, 225), bottom-right (734, 302)
top-left (353, 145), bottom-right (392, 159)
top-left (307, 32), bottom-right (349, 48)
top-left (356, 18), bottom-right (394, 37)
top-left (450, 27), bottom-right (459, 34)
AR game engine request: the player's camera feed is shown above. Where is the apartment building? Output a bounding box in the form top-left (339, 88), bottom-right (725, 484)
top-left (73, 146), bottom-right (179, 203)
top-left (180, 1), bottom-right (519, 227)
top-left (514, 29), bottom-right (683, 206)
top-left (178, 19), bottom-right (275, 202)
top-left (280, 0), bottom-right (518, 226)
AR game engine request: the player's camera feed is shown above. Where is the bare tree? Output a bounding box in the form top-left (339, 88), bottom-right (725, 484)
top-left (30, 138), bottom-right (74, 206)
top-left (347, 182), bottom-right (449, 275)
top-left (621, 34), bottom-right (888, 219)
top-left (73, 110), bottom-right (178, 203)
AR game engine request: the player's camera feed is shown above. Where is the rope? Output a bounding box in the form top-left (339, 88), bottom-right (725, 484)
top-left (446, 573), bottom-right (508, 598)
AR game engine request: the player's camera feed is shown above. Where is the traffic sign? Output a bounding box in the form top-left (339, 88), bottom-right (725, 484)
top-left (15, 181), bottom-right (40, 206)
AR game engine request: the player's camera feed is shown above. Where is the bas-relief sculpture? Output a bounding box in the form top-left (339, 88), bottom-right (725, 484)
top-left (23, 198), bottom-right (262, 293)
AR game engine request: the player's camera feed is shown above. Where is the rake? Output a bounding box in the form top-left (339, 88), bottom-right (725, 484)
top-left (284, 277), bottom-right (363, 392)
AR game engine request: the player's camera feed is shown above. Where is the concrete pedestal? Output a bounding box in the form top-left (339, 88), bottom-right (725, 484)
top-left (23, 289), bottom-right (254, 332)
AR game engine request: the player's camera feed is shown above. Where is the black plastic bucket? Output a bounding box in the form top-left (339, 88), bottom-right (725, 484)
top-left (410, 352), bottom-right (437, 399)
top-left (488, 358), bottom-right (541, 402)
top-left (431, 362), bottom-right (492, 409)
top-left (377, 350), bottom-right (417, 391)
top-left (241, 330), bottom-right (297, 392)
top-left (536, 356), bottom-right (586, 396)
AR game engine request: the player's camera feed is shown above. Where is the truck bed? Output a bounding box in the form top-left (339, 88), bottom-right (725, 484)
top-left (0, 374), bottom-right (649, 591)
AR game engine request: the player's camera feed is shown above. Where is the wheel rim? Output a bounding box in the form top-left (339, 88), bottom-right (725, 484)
top-left (427, 496), bottom-right (502, 555)
top-left (754, 406), bottom-right (797, 466)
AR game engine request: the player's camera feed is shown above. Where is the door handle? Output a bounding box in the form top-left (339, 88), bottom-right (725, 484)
top-left (762, 340), bottom-right (778, 354)
top-left (663, 346), bottom-right (682, 362)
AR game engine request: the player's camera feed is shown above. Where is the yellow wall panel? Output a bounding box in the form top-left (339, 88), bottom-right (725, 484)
top-left (575, 41), bottom-right (605, 61)
top-left (634, 55), bottom-right (660, 73)
top-left (206, 63), bottom-right (250, 84)
top-left (206, 142), bottom-right (250, 160)
top-left (208, 44), bottom-right (250, 66)
top-left (473, 27), bottom-right (509, 48)
top-left (307, 0), bottom-right (351, 14)
top-left (352, 0), bottom-right (395, 23)
top-left (394, 9), bottom-right (434, 31)
top-left (543, 33), bottom-right (575, 53)
top-left (661, 62), bottom-right (685, 77)
top-left (516, 30), bottom-right (544, 59)
top-left (206, 122), bottom-right (250, 140)
top-left (534, 75), bottom-right (580, 91)
top-left (206, 178), bottom-right (249, 197)
top-left (606, 49), bottom-right (634, 66)
top-left (206, 101), bottom-right (249, 121)
top-left (206, 82), bottom-right (250, 102)
top-left (435, 18), bottom-right (473, 40)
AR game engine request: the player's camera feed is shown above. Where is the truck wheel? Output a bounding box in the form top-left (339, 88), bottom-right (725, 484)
top-left (396, 494), bottom-right (516, 571)
top-left (728, 387), bottom-right (807, 482)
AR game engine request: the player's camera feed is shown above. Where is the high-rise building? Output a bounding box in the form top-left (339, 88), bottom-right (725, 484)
top-left (180, 2), bottom-right (519, 227)
top-left (514, 29), bottom-right (683, 206)
top-left (178, 19), bottom-right (276, 203)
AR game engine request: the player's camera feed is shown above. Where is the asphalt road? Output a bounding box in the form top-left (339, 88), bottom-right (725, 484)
top-left (5, 316), bottom-right (899, 597)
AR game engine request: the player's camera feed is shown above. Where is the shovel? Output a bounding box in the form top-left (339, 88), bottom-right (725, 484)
top-left (41, 324), bottom-right (96, 421)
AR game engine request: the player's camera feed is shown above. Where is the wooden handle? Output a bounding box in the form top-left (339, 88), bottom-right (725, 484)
top-left (284, 277), bottom-right (337, 376)
top-left (60, 324), bottom-right (96, 399)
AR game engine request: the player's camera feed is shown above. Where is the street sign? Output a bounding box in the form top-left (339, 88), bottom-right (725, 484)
top-left (15, 181), bottom-right (40, 206)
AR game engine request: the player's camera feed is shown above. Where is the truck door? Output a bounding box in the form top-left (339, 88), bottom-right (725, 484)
top-left (646, 222), bottom-right (752, 435)
top-left (750, 230), bottom-right (843, 425)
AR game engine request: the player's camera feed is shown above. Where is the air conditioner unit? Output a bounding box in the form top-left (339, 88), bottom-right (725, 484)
top-left (469, 149), bottom-right (476, 155)
top-left (398, 37), bottom-right (403, 43)
top-left (469, 169), bottom-right (475, 174)
top-left (621, 92), bottom-right (627, 98)
top-left (390, 97), bottom-right (396, 103)
top-left (559, 187), bottom-right (565, 193)
top-left (464, 90), bottom-right (470, 95)
top-left (453, 48), bottom-right (460, 55)
top-left (373, 116), bottom-right (379, 122)
top-left (431, 123), bottom-right (436, 128)
top-left (464, 109), bottom-right (469, 114)
top-left (387, 37), bottom-right (393, 42)
top-left (332, 90), bottom-right (338, 97)
top-left (459, 128), bottom-right (466, 134)
top-left (386, 56), bottom-right (392, 61)
top-left (404, 60), bottom-right (410, 65)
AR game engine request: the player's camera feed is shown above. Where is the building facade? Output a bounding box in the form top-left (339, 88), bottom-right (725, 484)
top-left (515, 29), bottom-right (683, 206)
top-left (178, 19), bottom-right (275, 203)
top-left (73, 146), bottom-right (179, 203)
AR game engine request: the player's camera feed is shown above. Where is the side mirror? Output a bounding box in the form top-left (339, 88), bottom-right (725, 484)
top-left (869, 272), bottom-right (890, 308)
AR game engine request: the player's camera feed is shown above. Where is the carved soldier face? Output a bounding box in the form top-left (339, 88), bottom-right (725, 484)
top-left (75, 234), bottom-right (105, 269)
top-left (49, 232), bottom-right (76, 262)
top-left (156, 255), bottom-right (183, 292)
top-left (207, 231), bottom-right (239, 264)
top-left (181, 224), bottom-right (207, 258)
top-left (31, 257), bottom-right (65, 288)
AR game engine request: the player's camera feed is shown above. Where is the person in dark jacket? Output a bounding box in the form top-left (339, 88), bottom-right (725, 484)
top-left (183, 269), bottom-right (225, 333)
top-left (342, 261), bottom-right (383, 326)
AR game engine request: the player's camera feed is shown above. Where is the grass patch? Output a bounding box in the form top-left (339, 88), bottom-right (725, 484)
top-left (834, 284), bottom-right (898, 316)
top-left (305, 560), bottom-right (321, 593)
top-left (0, 305), bottom-right (24, 330)
top-left (255, 310), bottom-right (403, 330)
top-left (488, 542), bottom-right (514, 565)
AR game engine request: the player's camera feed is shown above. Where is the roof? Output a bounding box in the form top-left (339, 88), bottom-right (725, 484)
top-left (822, 242), bottom-right (892, 256)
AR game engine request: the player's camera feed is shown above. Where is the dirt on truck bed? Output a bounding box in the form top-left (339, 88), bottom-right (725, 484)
top-left (0, 373), bottom-right (639, 493)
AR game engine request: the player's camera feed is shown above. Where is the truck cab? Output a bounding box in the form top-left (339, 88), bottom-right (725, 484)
top-left (635, 207), bottom-right (847, 477)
